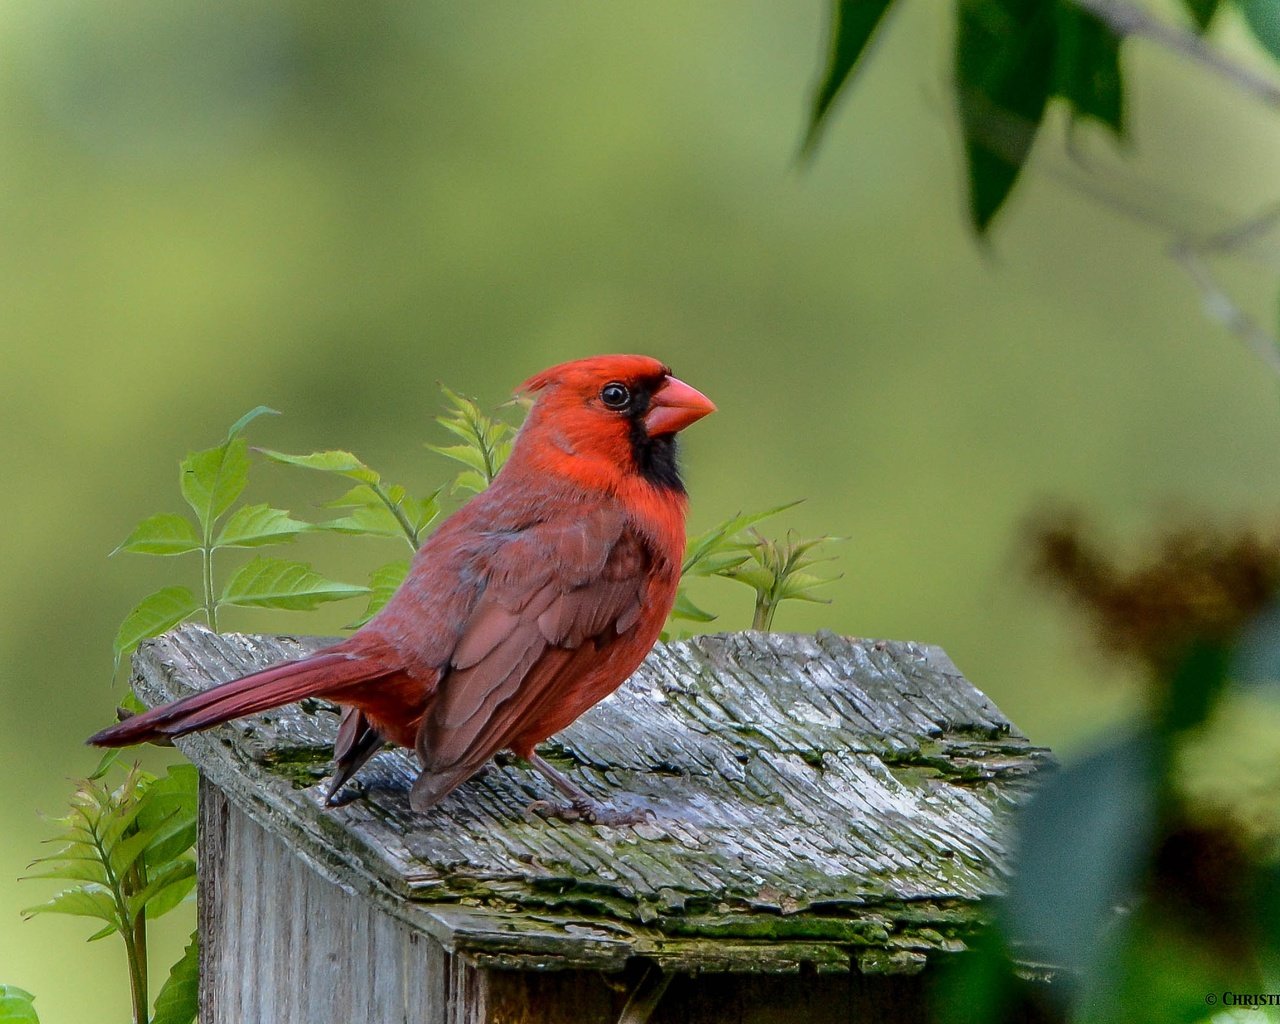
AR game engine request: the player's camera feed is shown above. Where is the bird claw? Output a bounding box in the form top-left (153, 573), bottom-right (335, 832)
top-left (525, 797), bottom-right (654, 827)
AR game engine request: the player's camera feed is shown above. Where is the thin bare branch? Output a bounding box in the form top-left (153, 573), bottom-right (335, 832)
top-left (1170, 241), bottom-right (1280, 379)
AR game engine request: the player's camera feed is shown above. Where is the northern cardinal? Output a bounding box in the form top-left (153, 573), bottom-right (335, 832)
top-left (90, 355), bottom-right (715, 821)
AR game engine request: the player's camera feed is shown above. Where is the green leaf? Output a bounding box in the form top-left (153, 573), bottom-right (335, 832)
top-left (257, 448), bottom-right (380, 484)
top-left (1160, 639), bottom-right (1230, 734)
top-left (1182, 0), bottom-right (1220, 30)
top-left (220, 558), bottom-right (368, 611)
top-left (225, 405), bottom-right (279, 442)
top-left (135, 765), bottom-right (198, 870)
top-left (318, 504), bottom-right (406, 539)
top-left (151, 933), bottom-right (199, 1024)
top-left (180, 438), bottom-right (251, 534)
top-left (113, 587), bottom-right (199, 665)
top-left (130, 859), bottom-right (196, 920)
top-left (1240, 0), bottom-right (1280, 60)
top-left (323, 484), bottom-right (384, 508)
top-left (114, 514), bottom-right (201, 556)
top-left (1054, 3), bottom-right (1123, 134)
top-left (22, 884), bottom-right (120, 927)
top-left (22, 845), bottom-right (109, 885)
top-left (804, 0), bottom-right (897, 153)
top-left (425, 443), bottom-right (491, 475)
top-left (214, 504), bottom-right (310, 548)
top-left (1003, 729), bottom-right (1157, 979)
top-left (88, 748), bottom-right (122, 781)
top-left (449, 469), bottom-right (490, 496)
top-left (669, 590), bottom-right (717, 623)
top-left (0, 985), bottom-right (40, 1024)
top-left (955, 0), bottom-right (1057, 233)
top-left (683, 501), bottom-right (802, 576)
top-left (347, 559), bottom-right (410, 628)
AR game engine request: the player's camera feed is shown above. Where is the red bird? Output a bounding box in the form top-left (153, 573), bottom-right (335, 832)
top-left (90, 355), bottom-right (714, 821)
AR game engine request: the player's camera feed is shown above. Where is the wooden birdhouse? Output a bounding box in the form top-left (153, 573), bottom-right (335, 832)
top-left (130, 624), bottom-right (1051, 1023)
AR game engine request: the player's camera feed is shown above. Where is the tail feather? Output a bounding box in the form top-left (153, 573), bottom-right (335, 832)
top-left (89, 651), bottom-right (388, 747)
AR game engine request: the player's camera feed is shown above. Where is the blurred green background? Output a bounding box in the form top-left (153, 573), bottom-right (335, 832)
top-left (4, 1), bottom-right (1280, 1019)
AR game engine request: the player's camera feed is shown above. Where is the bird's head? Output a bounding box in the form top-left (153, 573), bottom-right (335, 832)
top-left (512, 354), bottom-right (716, 494)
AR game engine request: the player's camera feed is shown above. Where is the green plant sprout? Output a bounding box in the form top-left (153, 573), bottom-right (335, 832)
top-left (670, 502), bottom-right (840, 632)
top-left (427, 385), bottom-right (519, 494)
top-left (727, 529), bottom-right (842, 631)
top-left (22, 758), bottom-right (199, 1024)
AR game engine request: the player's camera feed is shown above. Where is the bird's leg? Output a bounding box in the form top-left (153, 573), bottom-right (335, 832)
top-left (525, 752), bottom-right (653, 826)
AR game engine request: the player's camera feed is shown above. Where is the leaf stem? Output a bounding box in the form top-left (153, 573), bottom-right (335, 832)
top-left (372, 483), bottom-right (420, 550)
top-left (88, 813), bottom-right (149, 1024)
top-left (202, 543), bottom-right (218, 632)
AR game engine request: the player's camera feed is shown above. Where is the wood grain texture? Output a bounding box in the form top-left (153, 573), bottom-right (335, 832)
top-left (137, 623), bottom-right (1051, 976)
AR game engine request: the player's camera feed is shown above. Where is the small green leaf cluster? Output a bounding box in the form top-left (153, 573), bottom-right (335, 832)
top-left (22, 759), bottom-right (199, 1024)
top-left (114, 408), bottom-right (366, 663)
top-left (805, 0), bottom-right (1280, 235)
top-left (670, 502), bottom-right (840, 634)
top-left (426, 385), bottom-right (519, 495)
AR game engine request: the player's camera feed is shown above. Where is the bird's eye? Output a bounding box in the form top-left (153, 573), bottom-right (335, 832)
top-left (600, 382), bottom-right (631, 410)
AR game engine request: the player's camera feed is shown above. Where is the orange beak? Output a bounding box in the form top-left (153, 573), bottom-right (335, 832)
top-left (644, 375), bottom-right (716, 436)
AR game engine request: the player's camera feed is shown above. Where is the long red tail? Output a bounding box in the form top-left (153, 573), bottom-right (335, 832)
top-left (88, 650), bottom-right (389, 747)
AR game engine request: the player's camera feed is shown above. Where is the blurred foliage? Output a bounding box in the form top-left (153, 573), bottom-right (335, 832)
top-left (807, 0), bottom-right (1279, 234)
top-left (21, 760), bottom-right (198, 1024)
top-left (936, 521), bottom-right (1280, 1023)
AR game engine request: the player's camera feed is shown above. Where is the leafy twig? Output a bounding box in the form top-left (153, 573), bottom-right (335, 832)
top-left (22, 764), bottom-right (199, 1024)
top-left (427, 386), bottom-right (519, 494)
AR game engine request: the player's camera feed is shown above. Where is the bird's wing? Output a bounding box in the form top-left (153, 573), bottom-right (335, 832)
top-left (411, 506), bottom-right (650, 807)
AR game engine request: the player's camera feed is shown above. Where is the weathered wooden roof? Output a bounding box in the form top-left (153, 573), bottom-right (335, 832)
top-left (133, 624), bottom-right (1050, 974)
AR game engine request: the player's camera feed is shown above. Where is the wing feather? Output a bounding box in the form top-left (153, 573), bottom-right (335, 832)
top-left (411, 507), bottom-right (653, 809)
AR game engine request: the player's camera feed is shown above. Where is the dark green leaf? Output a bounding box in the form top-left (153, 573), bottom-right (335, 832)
top-left (1003, 729), bottom-right (1157, 979)
top-left (214, 504), bottom-right (310, 548)
top-left (114, 514), bottom-right (201, 556)
top-left (113, 587), bottom-right (199, 664)
top-left (0, 985), bottom-right (40, 1024)
top-left (1182, 0), bottom-right (1221, 31)
top-left (130, 859), bottom-right (196, 919)
top-left (135, 765), bottom-right (198, 870)
top-left (1054, 3), bottom-right (1124, 133)
top-left (1160, 639), bottom-right (1230, 734)
top-left (180, 438), bottom-right (251, 533)
top-left (151, 933), bottom-right (199, 1024)
top-left (955, 0), bottom-right (1057, 233)
top-left (1240, 0), bottom-right (1280, 60)
top-left (804, 0), bottom-right (897, 153)
top-left (220, 558), bottom-right (368, 611)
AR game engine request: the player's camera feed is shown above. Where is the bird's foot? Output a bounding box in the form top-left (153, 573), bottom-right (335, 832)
top-left (526, 796), bottom-right (654, 826)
